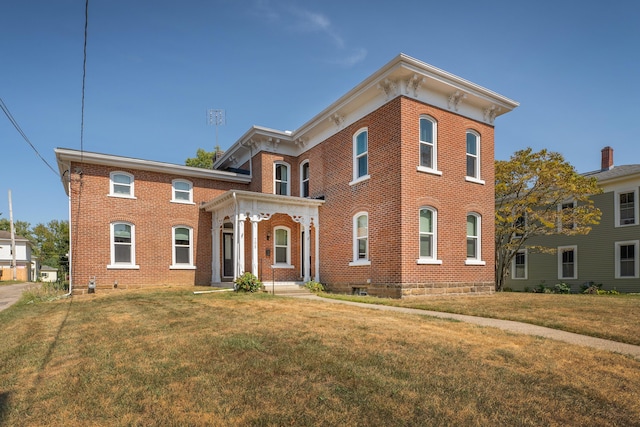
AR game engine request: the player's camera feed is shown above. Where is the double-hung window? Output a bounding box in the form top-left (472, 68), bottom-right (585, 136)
top-left (616, 190), bottom-right (637, 227)
top-left (171, 226), bottom-right (194, 269)
top-left (349, 212), bottom-right (370, 265)
top-left (109, 222), bottom-right (138, 269)
top-left (274, 162), bottom-right (290, 196)
top-left (465, 213), bottom-right (484, 265)
top-left (172, 179), bottom-right (193, 203)
top-left (273, 226), bottom-right (291, 266)
top-left (512, 250), bottom-right (527, 279)
top-left (300, 160), bottom-right (310, 198)
top-left (465, 131), bottom-right (484, 184)
top-left (558, 201), bottom-right (576, 231)
top-left (110, 172), bottom-right (135, 198)
top-left (558, 246), bottom-right (577, 280)
top-left (615, 241), bottom-right (639, 278)
top-left (418, 116), bottom-right (440, 175)
top-left (417, 207), bottom-right (441, 264)
top-left (351, 128), bottom-right (369, 184)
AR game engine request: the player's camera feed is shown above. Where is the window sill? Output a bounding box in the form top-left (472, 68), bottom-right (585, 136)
top-left (615, 223), bottom-right (637, 228)
top-left (349, 175), bottom-right (370, 186)
top-left (465, 260), bottom-right (486, 266)
top-left (171, 200), bottom-right (195, 205)
top-left (349, 260), bottom-right (371, 267)
top-left (108, 194), bottom-right (137, 199)
top-left (465, 176), bottom-right (485, 185)
top-left (615, 275), bottom-right (639, 279)
top-left (416, 166), bottom-right (442, 176)
top-left (170, 265), bottom-right (196, 270)
top-left (107, 264), bottom-right (140, 270)
top-left (416, 259), bottom-right (442, 265)
top-left (271, 263), bottom-right (294, 269)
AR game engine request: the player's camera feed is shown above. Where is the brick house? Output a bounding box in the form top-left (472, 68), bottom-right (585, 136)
top-left (56, 54), bottom-right (518, 297)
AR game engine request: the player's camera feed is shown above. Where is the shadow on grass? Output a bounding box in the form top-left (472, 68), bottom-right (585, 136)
top-left (0, 391), bottom-right (11, 425)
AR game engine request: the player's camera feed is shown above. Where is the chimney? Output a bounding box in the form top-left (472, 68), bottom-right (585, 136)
top-left (601, 146), bottom-right (613, 171)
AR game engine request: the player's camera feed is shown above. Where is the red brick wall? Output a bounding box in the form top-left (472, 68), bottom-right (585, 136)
top-left (68, 163), bottom-right (248, 291)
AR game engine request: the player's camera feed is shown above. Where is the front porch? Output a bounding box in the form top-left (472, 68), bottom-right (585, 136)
top-left (202, 190), bottom-right (325, 286)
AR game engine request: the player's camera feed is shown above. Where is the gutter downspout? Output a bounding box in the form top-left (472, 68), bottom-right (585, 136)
top-left (63, 166), bottom-right (73, 297)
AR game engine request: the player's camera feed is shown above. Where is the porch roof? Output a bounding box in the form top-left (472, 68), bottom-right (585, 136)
top-left (201, 189), bottom-right (324, 214)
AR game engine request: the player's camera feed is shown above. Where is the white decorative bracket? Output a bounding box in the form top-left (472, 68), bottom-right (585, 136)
top-left (448, 90), bottom-right (467, 111)
top-left (268, 138), bottom-right (280, 151)
top-left (228, 155), bottom-right (238, 165)
top-left (483, 105), bottom-right (501, 124)
top-left (294, 138), bottom-right (307, 148)
top-left (377, 78), bottom-right (398, 100)
top-left (329, 112), bottom-right (345, 128)
top-left (405, 74), bottom-right (425, 97)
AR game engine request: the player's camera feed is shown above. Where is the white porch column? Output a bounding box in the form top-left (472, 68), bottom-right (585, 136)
top-left (314, 216), bottom-right (320, 282)
top-left (303, 220), bottom-right (311, 282)
top-left (251, 217), bottom-right (259, 277)
top-left (237, 214), bottom-right (246, 278)
top-left (211, 213), bottom-right (221, 283)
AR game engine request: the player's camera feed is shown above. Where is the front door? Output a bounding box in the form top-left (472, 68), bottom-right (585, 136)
top-left (223, 232), bottom-right (234, 280)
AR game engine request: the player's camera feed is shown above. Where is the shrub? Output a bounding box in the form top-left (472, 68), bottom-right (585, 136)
top-left (304, 280), bottom-right (324, 293)
top-left (233, 272), bottom-right (263, 293)
top-left (553, 283), bottom-right (571, 294)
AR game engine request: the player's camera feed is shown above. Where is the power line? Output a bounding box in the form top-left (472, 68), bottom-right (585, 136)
top-left (0, 97), bottom-right (58, 176)
top-left (80, 0), bottom-right (89, 159)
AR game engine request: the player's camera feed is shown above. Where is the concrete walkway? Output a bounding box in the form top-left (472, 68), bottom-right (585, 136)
top-left (0, 282), bottom-right (38, 312)
top-left (299, 295), bottom-right (640, 360)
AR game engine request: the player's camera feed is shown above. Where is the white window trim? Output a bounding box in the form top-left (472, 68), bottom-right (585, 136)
top-left (108, 171), bottom-right (136, 199)
top-left (557, 200), bottom-right (576, 232)
top-left (557, 245), bottom-right (578, 280)
top-left (614, 188), bottom-right (638, 228)
top-left (272, 226), bottom-right (292, 268)
top-left (107, 222), bottom-right (139, 269)
top-left (171, 179), bottom-right (194, 205)
top-left (350, 128), bottom-right (370, 185)
top-left (349, 212), bottom-right (371, 266)
top-left (274, 161), bottom-right (291, 196)
top-left (417, 207), bottom-right (442, 264)
top-left (417, 116), bottom-right (442, 176)
top-left (512, 249), bottom-right (528, 280)
top-left (615, 240), bottom-right (639, 279)
top-left (300, 160), bottom-right (310, 198)
top-left (170, 225), bottom-right (195, 269)
top-left (465, 212), bottom-right (485, 265)
top-left (465, 131), bottom-right (483, 183)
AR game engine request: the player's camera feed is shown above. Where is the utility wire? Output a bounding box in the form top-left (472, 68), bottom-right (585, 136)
top-left (0, 97), bottom-right (58, 176)
top-left (80, 0), bottom-right (89, 160)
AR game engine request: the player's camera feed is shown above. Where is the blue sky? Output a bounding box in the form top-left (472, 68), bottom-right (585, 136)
top-left (1, 0), bottom-right (639, 227)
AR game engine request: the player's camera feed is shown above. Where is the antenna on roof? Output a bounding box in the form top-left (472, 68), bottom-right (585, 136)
top-left (207, 108), bottom-right (226, 159)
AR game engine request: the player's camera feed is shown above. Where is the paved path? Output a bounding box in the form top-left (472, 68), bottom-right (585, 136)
top-left (299, 295), bottom-right (640, 360)
top-left (0, 283), bottom-right (38, 312)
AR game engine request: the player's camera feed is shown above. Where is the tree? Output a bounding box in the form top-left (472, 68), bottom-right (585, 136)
top-left (0, 218), bottom-right (32, 242)
top-left (185, 148), bottom-right (218, 169)
top-left (32, 220), bottom-right (69, 272)
top-left (495, 148), bottom-right (602, 291)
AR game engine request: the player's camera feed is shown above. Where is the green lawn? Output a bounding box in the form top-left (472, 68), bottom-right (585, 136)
top-left (0, 288), bottom-right (638, 426)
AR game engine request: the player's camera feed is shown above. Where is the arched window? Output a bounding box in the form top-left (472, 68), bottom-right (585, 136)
top-left (108, 222), bottom-right (138, 269)
top-left (465, 131), bottom-right (483, 183)
top-left (172, 226), bottom-right (194, 268)
top-left (274, 162), bottom-right (290, 195)
top-left (274, 226), bottom-right (291, 265)
top-left (418, 207), bottom-right (438, 262)
top-left (300, 160), bottom-right (310, 198)
top-left (349, 212), bottom-right (370, 266)
top-left (418, 116), bottom-right (438, 172)
top-left (465, 213), bottom-right (484, 265)
top-left (351, 128), bottom-right (369, 184)
top-left (172, 179), bottom-right (193, 203)
top-left (110, 172), bottom-right (134, 197)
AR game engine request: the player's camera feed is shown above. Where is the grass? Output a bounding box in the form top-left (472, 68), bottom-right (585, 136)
top-left (323, 292), bottom-right (640, 346)
top-left (0, 287), bottom-right (639, 426)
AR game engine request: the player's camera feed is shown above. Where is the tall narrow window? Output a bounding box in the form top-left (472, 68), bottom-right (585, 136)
top-left (352, 128), bottom-right (369, 183)
top-left (109, 222), bottom-right (138, 269)
top-left (465, 131), bottom-right (481, 182)
top-left (419, 207), bottom-right (436, 259)
top-left (110, 172), bottom-right (134, 197)
top-left (558, 246), bottom-right (577, 280)
top-left (419, 116), bottom-right (437, 171)
top-left (559, 201), bottom-right (576, 231)
top-left (513, 250), bottom-right (527, 279)
top-left (350, 212), bottom-right (370, 265)
top-left (172, 179), bottom-right (193, 203)
top-left (616, 241), bottom-right (639, 278)
top-left (618, 191), bottom-right (636, 226)
top-left (466, 213), bottom-right (484, 264)
top-left (274, 162), bottom-right (289, 195)
top-left (274, 227), bottom-right (290, 265)
top-left (172, 226), bottom-right (193, 268)
top-left (300, 161), bottom-right (310, 198)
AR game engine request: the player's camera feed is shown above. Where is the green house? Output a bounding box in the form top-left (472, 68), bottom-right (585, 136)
top-left (504, 147), bottom-right (640, 293)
